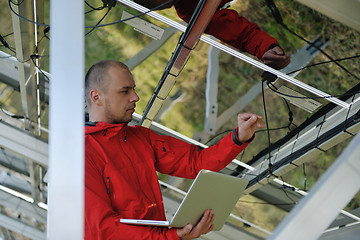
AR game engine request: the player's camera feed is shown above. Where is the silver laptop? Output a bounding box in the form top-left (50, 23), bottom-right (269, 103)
top-left (120, 169), bottom-right (248, 231)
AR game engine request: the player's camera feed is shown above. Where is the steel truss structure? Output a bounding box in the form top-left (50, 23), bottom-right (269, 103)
top-left (0, 0), bottom-right (359, 239)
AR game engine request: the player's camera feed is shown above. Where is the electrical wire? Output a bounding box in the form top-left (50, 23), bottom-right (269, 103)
top-left (85, 8), bottom-right (111, 36)
top-left (267, 81), bottom-right (360, 100)
top-left (302, 163), bottom-right (307, 191)
top-left (30, 56), bottom-right (50, 81)
top-left (281, 24), bottom-right (360, 82)
top-left (85, 0), bottom-right (175, 28)
top-left (286, 55), bottom-right (360, 76)
top-left (204, 129), bottom-right (232, 145)
top-left (265, 0), bottom-right (360, 81)
top-left (0, 34), bottom-right (16, 54)
top-left (0, 106), bottom-right (49, 127)
top-left (0, 106), bottom-right (24, 119)
top-left (85, 0), bottom-right (105, 11)
top-left (261, 81), bottom-right (273, 175)
top-left (9, 0), bottom-right (175, 29)
top-left (8, 0), bottom-right (50, 27)
top-left (10, 0), bottom-right (24, 6)
top-left (2, 32), bottom-right (14, 38)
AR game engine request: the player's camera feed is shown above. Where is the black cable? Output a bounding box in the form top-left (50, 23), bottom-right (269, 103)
top-left (85, 0), bottom-right (105, 11)
top-left (267, 82), bottom-right (359, 100)
top-left (10, 0), bottom-right (25, 6)
top-left (0, 104), bottom-right (49, 127)
top-left (261, 80), bottom-right (274, 176)
top-left (43, 27), bottom-right (50, 40)
top-left (9, 0), bottom-right (174, 30)
top-left (268, 80), bottom-right (294, 131)
top-left (2, 32), bottom-right (14, 38)
top-left (282, 24), bottom-right (360, 81)
top-left (286, 55), bottom-right (360, 76)
top-left (85, 8), bottom-right (111, 36)
top-left (204, 129), bottom-right (232, 145)
top-left (0, 106), bottom-right (24, 119)
top-left (280, 176), bottom-right (297, 204)
top-left (265, 0), bottom-right (360, 82)
top-left (30, 55), bottom-right (50, 81)
top-left (302, 163), bottom-right (307, 192)
top-left (85, 0), bottom-right (175, 28)
top-left (8, 0), bottom-right (50, 27)
top-left (0, 34), bottom-right (16, 54)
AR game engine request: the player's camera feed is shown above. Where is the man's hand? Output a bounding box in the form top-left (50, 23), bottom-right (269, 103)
top-left (176, 209), bottom-right (214, 240)
top-left (237, 113), bottom-right (264, 143)
top-left (263, 46), bottom-right (290, 70)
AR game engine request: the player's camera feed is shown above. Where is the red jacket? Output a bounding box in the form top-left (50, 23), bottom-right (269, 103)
top-left (175, 0), bottom-right (279, 61)
top-left (85, 122), bottom-right (250, 239)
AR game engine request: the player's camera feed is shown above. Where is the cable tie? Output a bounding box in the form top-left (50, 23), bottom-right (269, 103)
top-left (261, 71), bottom-right (278, 84)
top-left (0, 35), bottom-right (10, 48)
top-left (281, 185), bottom-right (295, 191)
top-left (268, 162), bottom-right (274, 176)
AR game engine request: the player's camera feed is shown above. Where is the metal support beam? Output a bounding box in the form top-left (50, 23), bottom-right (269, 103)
top-left (29, 161), bottom-right (41, 203)
top-left (0, 188), bottom-right (46, 224)
top-left (0, 50), bottom-right (50, 103)
top-left (119, 0), bottom-right (349, 108)
top-left (125, 26), bottom-right (179, 70)
top-left (243, 92), bottom-right (360, 193)
top-left (205, 41), bottom-right (220, 134)
top-left (210, 37), bottom-right (329, 141)
top-left (10, 0), bottom-right (38, 132)
top-left (320, 223), bottom-right (360, 240)
top-left (47, 0), bottom-right (84, 239)
top-left (295, 0), bottom-right (360, 32)
top-left (0, 212), bottom-right (45, 240)
top-left (0, 121), bottom-right (48, 166)
top-left (267, 132), bottom-right (360, 240)
top-left (139, 0), bottom-right (221, 127)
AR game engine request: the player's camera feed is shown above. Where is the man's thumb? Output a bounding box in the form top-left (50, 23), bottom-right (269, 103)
top-left (246, 116), bottom-right (258, 126)
top-left (178, 224), bottom-right (193, 237)
top-left (184, 224), bottom-right (193, 232)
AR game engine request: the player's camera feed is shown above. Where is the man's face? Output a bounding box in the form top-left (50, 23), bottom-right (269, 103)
top-left (102, 66), bottom-right (139, 124)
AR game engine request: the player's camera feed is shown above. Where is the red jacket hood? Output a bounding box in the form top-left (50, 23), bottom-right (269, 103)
top-left (85, 121), bottom-right (127, 135)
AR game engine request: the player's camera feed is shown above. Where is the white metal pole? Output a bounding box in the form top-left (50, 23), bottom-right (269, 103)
top-left (47, 0), bottom-right (84, 239)
top-left (267, 132), bottom-right (360, 240)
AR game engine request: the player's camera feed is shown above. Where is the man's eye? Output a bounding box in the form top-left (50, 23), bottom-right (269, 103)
top-left (121, 90), bottom-right (129, 94)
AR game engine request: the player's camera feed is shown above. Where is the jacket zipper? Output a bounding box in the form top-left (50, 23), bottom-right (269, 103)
top-left (106, 177), bottom-right (110, 194)
top-left (123, 125), bottom-right (127, 142)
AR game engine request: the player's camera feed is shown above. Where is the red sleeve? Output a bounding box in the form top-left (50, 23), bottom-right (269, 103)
top-left (174, 1), bottom-right (279, 61)
top-left (149, 128), bottom-right (251, 179)
top-left (84, 150), bottom-right (180, 240)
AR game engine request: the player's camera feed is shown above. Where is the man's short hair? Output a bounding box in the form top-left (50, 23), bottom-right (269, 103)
top-left (85, 60), bottom-right (129, 105)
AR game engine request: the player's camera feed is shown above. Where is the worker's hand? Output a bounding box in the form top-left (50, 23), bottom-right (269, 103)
top-left (237, 113), bottom-right (264, 143)
top-left (176, 209), bottom-right (214, 240)
top-left (263, 46), bottom-right (290, 70)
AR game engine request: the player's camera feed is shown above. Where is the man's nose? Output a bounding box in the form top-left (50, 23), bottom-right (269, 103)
top-left (131, 91), bottom-right (140, 102)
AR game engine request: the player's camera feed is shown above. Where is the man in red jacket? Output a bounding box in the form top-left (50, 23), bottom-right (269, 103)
top-left (133, 0), bottom-right (290, 69)
top-left (84, 60), bottom-right (264, 239)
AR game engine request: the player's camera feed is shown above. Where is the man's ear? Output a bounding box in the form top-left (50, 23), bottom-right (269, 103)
top-left (89, 89), bottom-right (102, 106)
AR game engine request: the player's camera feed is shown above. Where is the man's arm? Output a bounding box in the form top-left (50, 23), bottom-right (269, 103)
top-left (148, 113), bottom-right (263, 179)
top-left (174, 0), bottom-right (290, 69)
